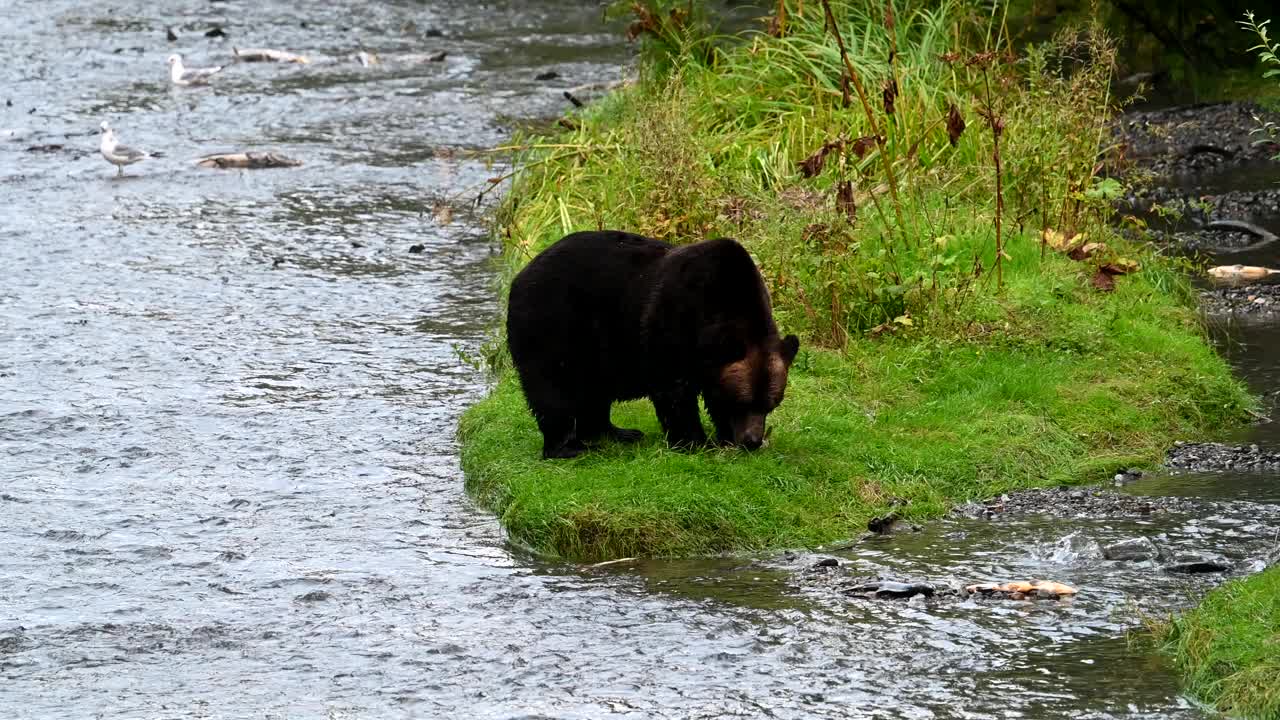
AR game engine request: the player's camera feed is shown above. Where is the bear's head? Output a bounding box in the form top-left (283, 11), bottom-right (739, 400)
top-left (701, 332), bottom-right (800, 450)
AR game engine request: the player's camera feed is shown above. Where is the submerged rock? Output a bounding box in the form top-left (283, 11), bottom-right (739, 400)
top-left (1162, 552), bottom-right (1232, 574)
top-left (1101, 537), bottom-right (1162, 562)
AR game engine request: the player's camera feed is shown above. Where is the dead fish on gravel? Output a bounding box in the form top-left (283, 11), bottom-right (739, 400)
top-left (232, 47), bottom-right (310, 64)
top-left (1207, 265), bottom-right (1280, 283)
top-left (195, 151), bottom-right (302, 169)
top-left (966, 579), bottom-right (1078, 600)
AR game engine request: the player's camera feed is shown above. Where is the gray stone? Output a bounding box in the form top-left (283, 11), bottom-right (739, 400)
top-left (1101, 537), bottom-right (1162, 562)
top-left (1162, 552), bottom-right (1232, 574)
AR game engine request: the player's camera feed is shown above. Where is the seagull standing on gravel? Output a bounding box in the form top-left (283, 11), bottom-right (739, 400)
top-left (167, 53), bottom-right (224, 85)
top-left (98, 121), bottom-right (150, 176)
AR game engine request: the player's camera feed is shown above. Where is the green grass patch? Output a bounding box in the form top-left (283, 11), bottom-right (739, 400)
top-left (462, 283), bottom-right (1247, 560)
top-left (1159, 566), bottom-right (1280, 719)
top-left (460, 1), bottom-right (1253, 560)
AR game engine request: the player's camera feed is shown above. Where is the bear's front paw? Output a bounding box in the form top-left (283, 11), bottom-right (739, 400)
top-left (543, 439), bottom-right (588, 460)
top-left (610, 427), bottom-right (645, 443)
top-left (665, 430), bottom-right (709, 451)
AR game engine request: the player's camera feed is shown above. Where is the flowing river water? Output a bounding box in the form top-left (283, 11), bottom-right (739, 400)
top-left (2, 2), bottom-right (1278, 718)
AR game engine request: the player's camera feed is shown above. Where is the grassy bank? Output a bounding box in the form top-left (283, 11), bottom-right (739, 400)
top-left (1159, 566), bottom-right (1280, 719)
top-left (460, 0), bottom-right (1252, 561)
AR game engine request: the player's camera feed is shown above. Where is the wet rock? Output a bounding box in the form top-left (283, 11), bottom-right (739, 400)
top-left (866, 512), bottom-right (921, 535)
top-left (0, 632), bottom-right (31, 654)
top-left (843, 580), bottom-right (935, 600)
top-left (1162, 552), bottom-right (1231, 574)
top-left (1113, 468), bottom-right (1143, 486)
top-left (294, 590), bottom-right (331, 602)
top-left (1101, 537), bottom-right (1162, 562)
top-left (408, 244), bottom-right (425, 254)
top-left (811, 557), bottom-right (839, 569)
top-left (42, 529), bottom-right (89, 541)
top-left (205, 27), bottom-right (227, 38)
top-left (428, 51), bottom-right (448, 62)
top-left (1166, 442), bottom-right (1280, 472)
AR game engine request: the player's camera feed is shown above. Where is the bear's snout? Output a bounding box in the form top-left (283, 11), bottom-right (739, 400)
top-left (728, 413), bottom-right (767, 450)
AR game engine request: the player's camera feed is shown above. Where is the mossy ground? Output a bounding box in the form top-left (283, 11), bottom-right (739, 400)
top-left (1159, 566), bottom-right (1280, 719)
top-left (460, 1), bottom-right (1253, 561)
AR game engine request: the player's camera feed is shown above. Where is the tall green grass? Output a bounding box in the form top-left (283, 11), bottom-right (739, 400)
top-left (496, 0), bottom-right (1126, 343)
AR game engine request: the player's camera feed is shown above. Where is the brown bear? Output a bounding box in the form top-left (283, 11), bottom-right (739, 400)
top-left (506, 230), bottom-right (799, 459)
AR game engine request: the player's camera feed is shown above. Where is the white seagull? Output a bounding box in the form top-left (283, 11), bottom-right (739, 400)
top-left (166, 53), bottom-right (224, 86)
top-left (98, 121), bottom-right (150, 176)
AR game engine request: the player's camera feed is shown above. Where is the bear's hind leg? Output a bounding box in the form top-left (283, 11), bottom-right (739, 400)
top-left (576, 399), bottom-right (644, 445)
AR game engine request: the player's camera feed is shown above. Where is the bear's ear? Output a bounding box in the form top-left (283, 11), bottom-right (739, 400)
top-left (780, 334), bottom-right (800, 364)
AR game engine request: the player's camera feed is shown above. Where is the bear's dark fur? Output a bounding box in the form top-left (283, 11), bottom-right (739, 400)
top-left (506, 230), bottom-right (799, 459)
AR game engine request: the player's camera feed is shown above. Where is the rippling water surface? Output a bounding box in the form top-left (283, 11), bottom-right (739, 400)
top-left (3, 2), bottom-right (1279, 718)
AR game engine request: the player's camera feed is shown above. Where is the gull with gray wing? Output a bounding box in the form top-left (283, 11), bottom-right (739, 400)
top-left (167, 53), bottom-right (224, 86)
top-left (98, 121), bottom-right (150, 176)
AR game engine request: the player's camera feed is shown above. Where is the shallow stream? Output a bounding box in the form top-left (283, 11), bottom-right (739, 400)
top-left (2, 3), bottom-right (1277, 718)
